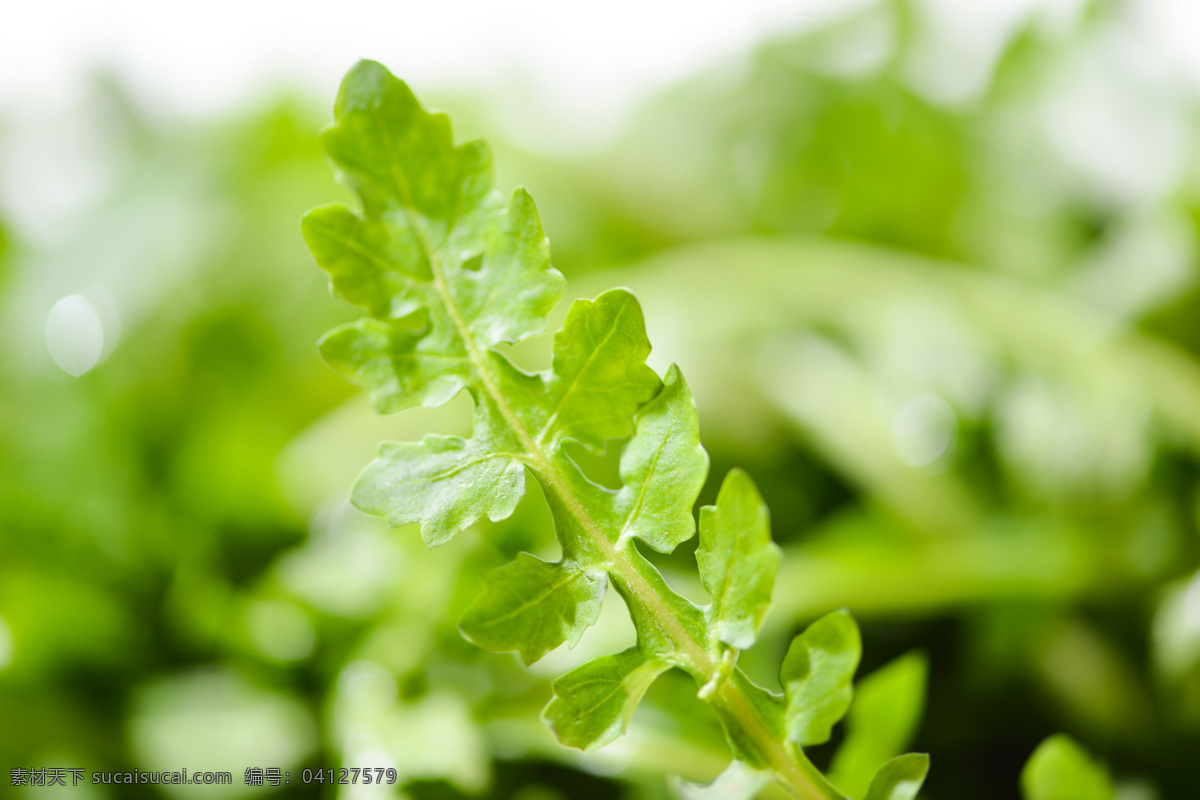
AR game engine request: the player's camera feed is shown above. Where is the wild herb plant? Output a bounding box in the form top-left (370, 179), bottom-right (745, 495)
top-left (305, 60), bottom-right (1118, 800)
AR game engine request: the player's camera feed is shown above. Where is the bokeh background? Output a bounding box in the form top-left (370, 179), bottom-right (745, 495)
top-left (3, 0), bottom-right (1200, 798)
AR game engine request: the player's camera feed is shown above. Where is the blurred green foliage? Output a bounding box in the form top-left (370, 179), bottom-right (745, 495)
top-left (2, 1), bottom-right (1200, 798)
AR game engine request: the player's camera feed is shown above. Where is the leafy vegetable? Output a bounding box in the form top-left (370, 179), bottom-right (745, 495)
top-left (306, 58), bottom-right (1123, 800)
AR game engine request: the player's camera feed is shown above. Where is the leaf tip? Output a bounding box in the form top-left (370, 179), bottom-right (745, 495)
top-left (1021, 735), bottom-right (1114, 800)
top-left (337, 59), bottom-right (399, 108)
top-left (720, 466), bottom-right (758, 497)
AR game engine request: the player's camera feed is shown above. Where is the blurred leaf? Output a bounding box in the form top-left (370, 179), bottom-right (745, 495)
top-left (829, 652), bottom-right (928, 798)
top-left (1021, 735), bottom-right (1114, 800)
top-left (862, 754), bottom-right (929, 800)
top-left (129, 670), bottom-right (316, 794)
top-left (671, 760), bottom-right (769, 800)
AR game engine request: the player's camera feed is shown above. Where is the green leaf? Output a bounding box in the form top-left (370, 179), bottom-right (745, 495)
top-left (302, 202), bottom-right (431, 320)
top-left (458, 187), bottom-right (565, 346)
top-left (862, 754), bottom-right (930, 800)
top-left (1021, 736), bottom-right (1114, 800)
top-left (781, 610), bottom-right (862, 746)
top-left (307, 61), bottom-right (563, 348)
top-left (459, 553), bottom-right (606, 665)
top-left (319, 319), bottom-right (467, 414)
top-left (543, 648), bottom-right (669, 751)
top-left (351, 433), bottom-right (527, 546)
top-left (541, 289), bottom-right (662, 453)
top-left (697, 469), bottom-right (781, 648)
top-left (308, 61), bottom-right (914, 798)
top-left (319, 60), bottom-right (490, 232)
top-left (614, 364), bottom-right (709, 553)
top-left (306, 60), bottom-right (568, 548)
top-left (829, 652), bottom-right (928, 799)
top-left (671, 761), bottom-right (769, 800)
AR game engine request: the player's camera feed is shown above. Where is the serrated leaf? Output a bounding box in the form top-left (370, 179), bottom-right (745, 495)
top-left (305, 57), bottom-right (562, 390)
top-left (351, 434), bottom-right (526, 546)
top-left (613, 364), bottom-right (709, 553)
top-left (312, 61), bottom-right (567, 345)
top-left (542, 648), bottom-right (669, 751)
top-left (671, 761), bottom-right (769, 800)
top-left (1021, 736), bottom-right (1114, 800)
top-left (319, 319), bottom-right (467, 414)
top-left (303, 203), bottom-right (431, 319)
top-left (862, 754), bottom-right (929, 800)
top-left (829, 652), bottom-right (928, 799)
top-left (459, 553), bottom-right (606, 665)
top-left (696, 469), bottom-right (781, 649)
top-left (540, 289), bottom-right (662, 453)
top-left (781, 610), bottom-right (862, 746)
top-left (308, 63), bottom-right (886, 797)
top-left (320, 60), bottom-right (491, 227)
top-left (456, 187), bottom-right (565, 345)
top-left (306, 60), bottom-right (568, 551)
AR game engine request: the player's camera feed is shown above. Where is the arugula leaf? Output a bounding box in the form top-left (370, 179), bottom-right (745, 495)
top-left (542, 290), bottom-right (662, 453)
top-left (615, 364), bottom-right (709, 553)
top-left (459, 553), bottom-right (607, 665)
top-left (307, 62), bottom-right (562, 345)
top-left (781, 610), bottom-right (862, 746)
top-left (1021, 736), bottom-right (1114, 800)
top-left (697, 469), bottom-right (782, 649)
top-left (307, 59), bottom-right (925, 800)
top-left (318, 318), bottom-right (468, 413)
top-left (351, 432), bottom-right (527, 546)
top-left (306, 60), bottom-right (567, 546)
top-left (543, 648), bottom-right (670, 750)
